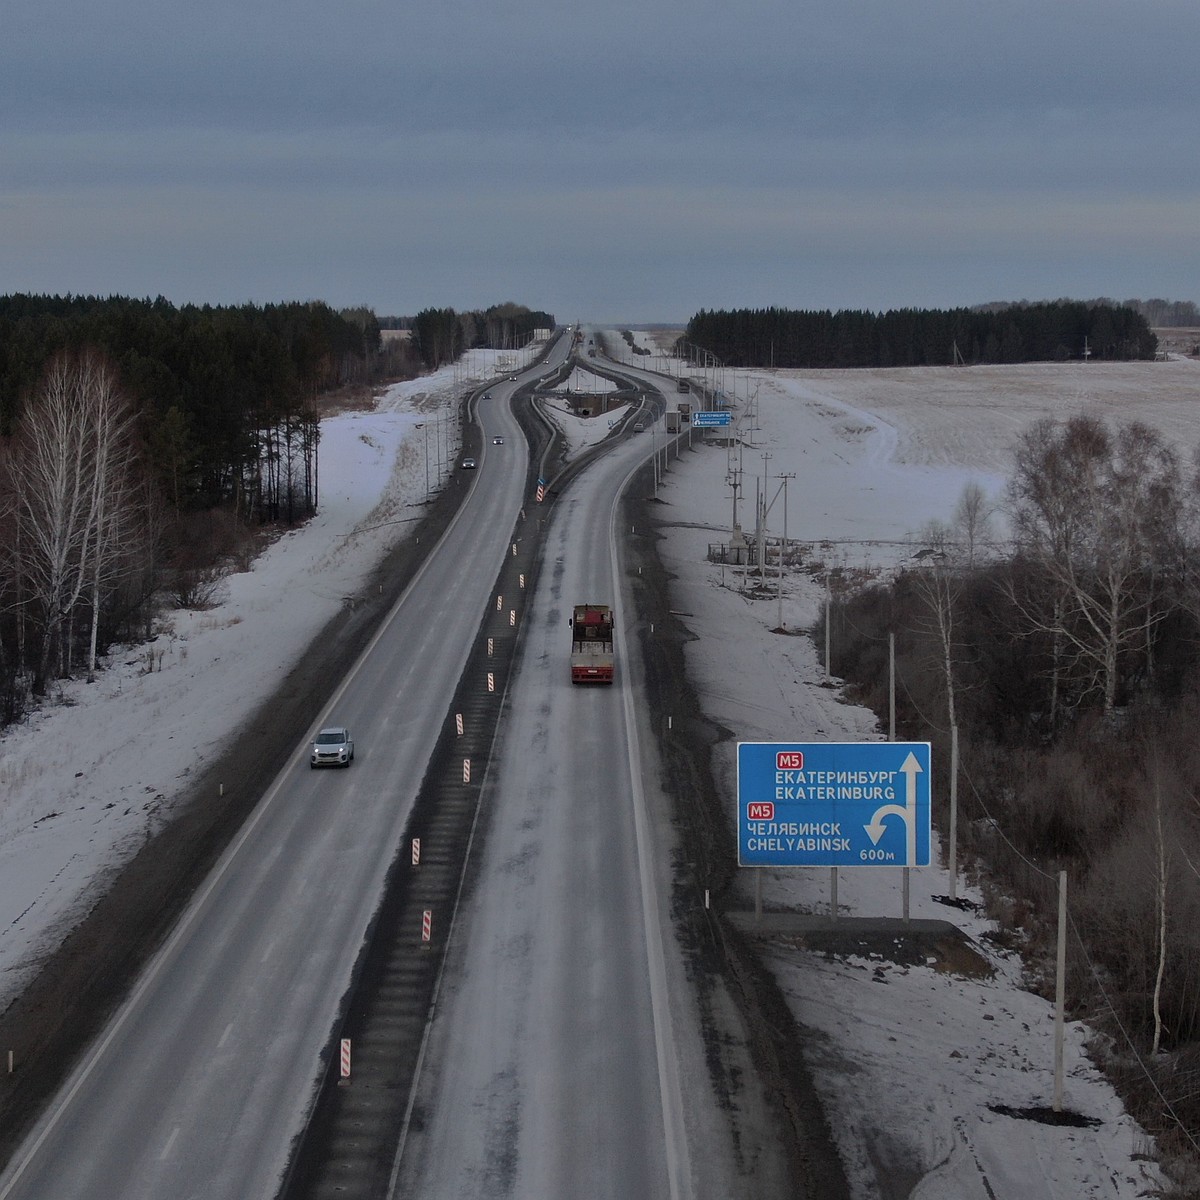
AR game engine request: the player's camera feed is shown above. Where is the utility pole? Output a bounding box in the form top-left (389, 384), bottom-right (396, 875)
top-left (758, 452), bottom-right (772, 579)
top-left (775, 472), bottom-right (794, 630)
top-left (727, 440), bottom-right (742, 533)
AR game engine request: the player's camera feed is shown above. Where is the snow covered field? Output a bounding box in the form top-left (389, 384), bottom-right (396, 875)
top-left (2, 339), bottom-right (1195, 1195)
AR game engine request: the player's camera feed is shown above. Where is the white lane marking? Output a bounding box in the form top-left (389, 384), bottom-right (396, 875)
top-left (159, 1126), bottom-right (181, 1161)
top-left (217, 1022), bottom-right (234, 1049)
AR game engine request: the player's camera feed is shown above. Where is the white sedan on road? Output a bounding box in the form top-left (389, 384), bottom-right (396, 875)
top-left (310, 727), bottom-right (354, 768)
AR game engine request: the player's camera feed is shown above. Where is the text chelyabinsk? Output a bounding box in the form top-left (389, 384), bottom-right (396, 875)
top-left (744, 820), bottom-right (852, 852)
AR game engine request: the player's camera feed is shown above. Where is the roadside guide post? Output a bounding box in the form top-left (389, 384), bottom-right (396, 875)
top-left (886, 672), bottom-right (913, 924)
top-left (888, 632), bottom-right (895, 741)
top-left (949, 726), bottom-right (959, 902)
top-left (1054, 870), bottom-right (1067, 1111)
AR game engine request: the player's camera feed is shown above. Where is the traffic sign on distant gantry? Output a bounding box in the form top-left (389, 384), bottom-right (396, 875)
top-left (737, 741), bottom-right (932, 867)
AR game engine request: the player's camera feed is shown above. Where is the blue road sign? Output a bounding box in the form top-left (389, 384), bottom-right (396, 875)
top-left (691, 410), bottom-right (732, 428)
top-left (737, 741), bottom-right (932, 867)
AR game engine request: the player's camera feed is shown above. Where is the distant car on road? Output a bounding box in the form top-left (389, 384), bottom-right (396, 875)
top-left (461, 456), bottom-right (477, 469)
top-left (482, 392), bottom-right (492, 400)
top-left (311, 726), bottom-right (354, 768)
top-left (633, 422), bottom-right (645, 432)
top-left (493, 435), bottom-right (504, 445)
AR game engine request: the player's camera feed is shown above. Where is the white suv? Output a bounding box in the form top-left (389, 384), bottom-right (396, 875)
top-left (311, 726), bottom-right (354, 768)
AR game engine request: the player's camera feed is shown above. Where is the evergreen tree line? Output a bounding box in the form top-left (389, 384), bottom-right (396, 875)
top-left (680, 301), bottom-right (1157, 369)
top-left (0, 292), bottom-right (551, 720)
top-left (825, 417), bottom-right (1200, 1173)
top-left (0, 294), bottom-right (393, 510)
top-left (411, 302), bottom-right (556, 368)
top-left (0, 293), bottom-right (402, 714)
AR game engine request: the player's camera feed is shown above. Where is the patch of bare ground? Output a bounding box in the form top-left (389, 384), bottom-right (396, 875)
top-left (775, 925), bottom-right (994, 980)
top-left (318, 370), bottom-right (429, 418)
top-left (315, 381), bottom-right (393, 416)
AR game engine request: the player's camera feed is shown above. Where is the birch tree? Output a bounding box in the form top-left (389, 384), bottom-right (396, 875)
top-left (81, 362), bottom-right (142, 679)
top-left (1007, 416), bottom-right (1182, 718)
top-left (1152, 774), bottom-right (1168, 1055)
top-left (13, 351), bottom-right (143, 690)
top-left (953, 480), bottom-right (993, 568)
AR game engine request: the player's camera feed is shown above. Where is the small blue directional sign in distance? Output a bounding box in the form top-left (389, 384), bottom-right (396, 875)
top-left (691, 410), bottom-right (732, 428)
top-left (737, 741), bottom-right (932, 868)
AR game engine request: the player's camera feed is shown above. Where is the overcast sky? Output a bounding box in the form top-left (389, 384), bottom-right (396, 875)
top-left (3, 0), bottom-right (1196, 323)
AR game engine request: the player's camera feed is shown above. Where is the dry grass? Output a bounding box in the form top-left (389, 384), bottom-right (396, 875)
top-left (314, 383), bottom-right (385, 417)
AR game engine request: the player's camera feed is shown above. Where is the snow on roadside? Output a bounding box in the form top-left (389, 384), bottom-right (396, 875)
top-left (559, 365), bottom-right (618, 393)
top-left (652, 356), bottom-right (1189, 1197)
top-left (0, 361), bottom-right (483, 1011)
top-left (540, 397), bottom-right (631, 458)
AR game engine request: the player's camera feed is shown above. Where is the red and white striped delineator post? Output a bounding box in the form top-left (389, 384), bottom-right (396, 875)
top-left (487, 672), bottom-right (495, 693)
top-left (496, 594), bottom-right (503, 611)
top-left (462, 758), bottom-right (471, 784)
top-left (487, 637), bottom-right (494, 657)
top-left (511, 543), bottom-right (517, 557)
top-left (455, 712), bottom-right (464, 736)
top-left (519, 573), bottom-right (525, 589)
top-left (411, 837), bottom-right (420, 866)
top-left (421, 910), bottom-right (432, 946)
top-left (509, 610), bottom-right (516, 627)
top-left (340, 1038), bottom-right (351, 1080)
